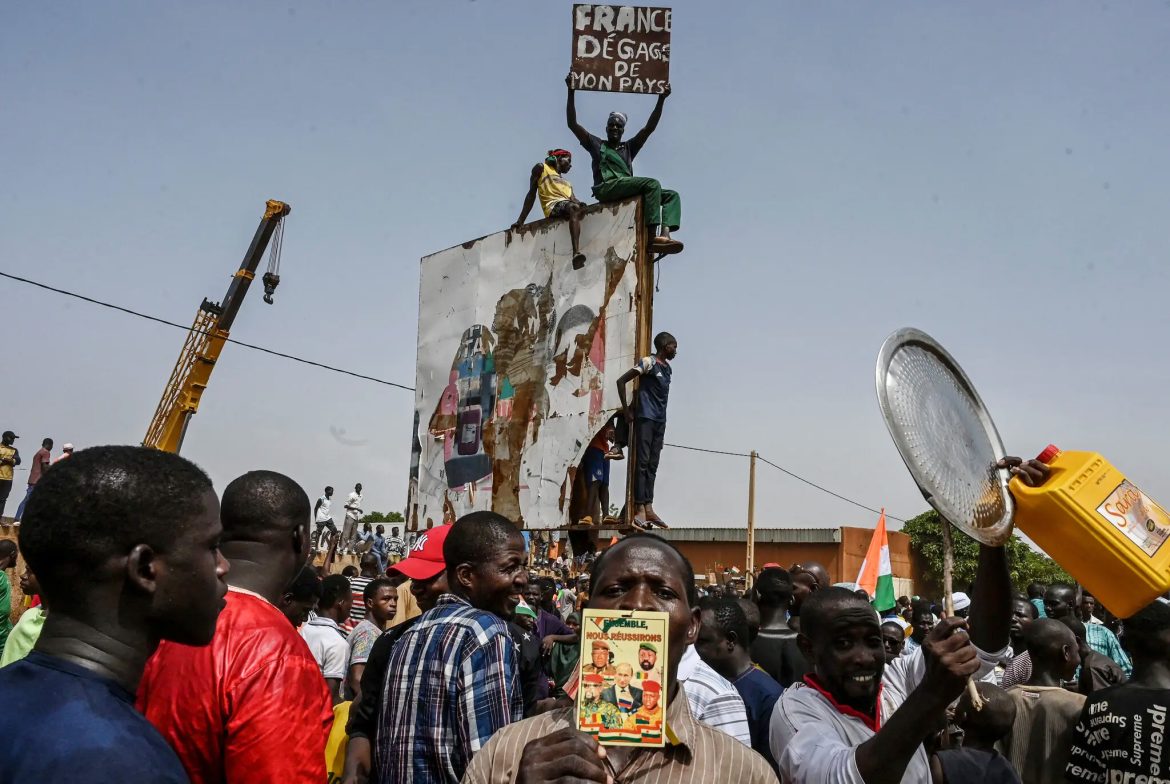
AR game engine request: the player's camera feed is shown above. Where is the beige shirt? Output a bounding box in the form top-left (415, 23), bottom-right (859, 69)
top-left (1002, 685), bottom-right (1086, 784)
top-left (463, 683), bottom-right (778, 784)
top-left (390, 580), bottom-right (421, 627)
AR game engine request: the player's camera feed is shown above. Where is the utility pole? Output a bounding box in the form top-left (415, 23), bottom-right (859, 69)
top-left (746, 450), bottom-right (757, 585)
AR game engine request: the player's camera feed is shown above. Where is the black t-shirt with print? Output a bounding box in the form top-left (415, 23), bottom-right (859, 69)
top-left (1066, 683), bottom-right (1170, 783)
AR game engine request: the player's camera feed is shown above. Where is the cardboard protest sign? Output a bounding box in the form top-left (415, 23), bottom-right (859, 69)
top-left (570, 5), bottom-right (671, 94)
top-left (576, 609), bottom-right (669, 747)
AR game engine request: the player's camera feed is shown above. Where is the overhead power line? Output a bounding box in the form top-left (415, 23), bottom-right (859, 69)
top-left (0, 270), bottom-right (414, 391)
top-left (3, 270), bottom-right (903, 520)
top-left (663, 441), bottom-right (905, 522)
top-left (662, 442), bottom-right (750, 459)
top-left (756, 455), bottom-right (906, 524)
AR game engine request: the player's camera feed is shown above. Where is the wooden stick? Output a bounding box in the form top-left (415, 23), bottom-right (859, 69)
top-left (939, 521), bottom-right (984, 712)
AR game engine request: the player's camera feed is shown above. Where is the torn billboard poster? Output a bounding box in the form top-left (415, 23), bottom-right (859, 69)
top-left (411, 200), bottom-right (643, 530)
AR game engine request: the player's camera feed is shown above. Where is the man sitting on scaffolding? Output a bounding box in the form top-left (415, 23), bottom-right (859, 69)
top-left (513, 149), bottom-right (588, 269)
top-left (565, 74), bottom-right (683, 256)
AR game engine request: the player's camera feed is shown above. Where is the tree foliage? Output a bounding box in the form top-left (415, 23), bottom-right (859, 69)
top-left (360, 510), bottom-right (405, 524)
top-left (902, 509), bottom-right (1073, 595)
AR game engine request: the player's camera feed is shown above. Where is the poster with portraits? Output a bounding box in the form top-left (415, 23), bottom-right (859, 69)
top-left (410, 200), bottom-right (642, 531)
top-left (576, 609), bottom-right (669, 747)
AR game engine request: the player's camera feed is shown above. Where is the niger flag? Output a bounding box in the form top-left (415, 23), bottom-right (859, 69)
top-left (855, 510), bottom-right (896, 612)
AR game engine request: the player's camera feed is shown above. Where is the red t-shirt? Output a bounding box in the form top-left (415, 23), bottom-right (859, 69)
top-left (137, 589), bottom-right (333, 783)
top-left (28, 448), bottom-right (51, 485)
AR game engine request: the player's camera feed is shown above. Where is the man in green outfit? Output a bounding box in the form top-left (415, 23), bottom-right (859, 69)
top-left (565, 74), bottom-right (683, 255)
top-left (580, 672), bottom-right (625, 730)
top-left (0, 540), bottom-right (17, 655)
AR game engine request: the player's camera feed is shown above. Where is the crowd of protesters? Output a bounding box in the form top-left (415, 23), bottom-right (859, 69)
top-left (0, 445), bottom-right (1168, 783)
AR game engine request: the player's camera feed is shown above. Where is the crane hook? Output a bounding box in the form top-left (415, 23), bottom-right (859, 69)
top-left (262, 272), bottom-right (280, 305)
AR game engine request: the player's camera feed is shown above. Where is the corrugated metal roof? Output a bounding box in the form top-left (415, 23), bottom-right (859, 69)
top-left (593, 527), bottom-right (842, 544)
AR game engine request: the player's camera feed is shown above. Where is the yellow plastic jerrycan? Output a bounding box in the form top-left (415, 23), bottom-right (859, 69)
top-left (1010, 445), bottom-right (1170, 618)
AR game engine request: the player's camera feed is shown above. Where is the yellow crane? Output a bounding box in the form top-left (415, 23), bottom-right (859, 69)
top-left (144, 199), bottom-right (291, 453)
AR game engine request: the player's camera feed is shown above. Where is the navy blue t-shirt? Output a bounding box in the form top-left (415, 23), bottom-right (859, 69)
top-left (733, 665), bottom-right (783, 772)
top-left (0, 651), bottom-right (190, 783)
top-left (635, 355), bottom-right (672, 423)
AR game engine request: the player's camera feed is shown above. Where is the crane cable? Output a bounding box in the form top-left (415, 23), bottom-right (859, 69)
top-left (266, 219), bottom-right (284, 278)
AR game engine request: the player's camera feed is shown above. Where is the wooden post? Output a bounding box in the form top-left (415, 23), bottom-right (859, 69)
top-left (746, 451), bottom-right (758, 585)
top-left (939, 517), bottom-right (984, 712)
top-left (626, 200), bottom-right (651, 528)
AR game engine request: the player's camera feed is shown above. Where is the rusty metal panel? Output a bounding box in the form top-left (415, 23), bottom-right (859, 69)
top-left (570, 4), bottom-right (671, 94)
top-left (646, 528), bottom-right (843, 544)
top-left (410, 200), bottom-right (643, 530)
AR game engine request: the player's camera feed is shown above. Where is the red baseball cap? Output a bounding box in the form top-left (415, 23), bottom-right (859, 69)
top-left (390, 525), bottom-right (451, 580)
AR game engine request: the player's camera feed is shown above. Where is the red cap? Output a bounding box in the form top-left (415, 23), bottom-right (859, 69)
top-left (390, 525), bottom-right (451, 581)
top-left (642, 680), bottom-right (661, 693)
top-left (583, 673), bottom-right (604, 685)
top-left (1036, 445), bottom-right (1062, 464)
top-left (762, 562), bottom-right (782, 569)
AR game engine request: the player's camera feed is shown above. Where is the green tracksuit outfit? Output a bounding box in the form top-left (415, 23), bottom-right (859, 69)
top-left (581, 133), bottom-right (680, 231)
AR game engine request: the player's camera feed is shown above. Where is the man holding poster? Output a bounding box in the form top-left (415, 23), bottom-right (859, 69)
top-left (565, 74), bottom-right (683, 255)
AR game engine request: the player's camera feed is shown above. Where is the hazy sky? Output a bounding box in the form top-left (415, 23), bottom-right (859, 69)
top-left (4, 2), bottom-right (1168, 535)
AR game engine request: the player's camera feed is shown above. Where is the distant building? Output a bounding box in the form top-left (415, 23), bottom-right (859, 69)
top-left (591, 526), bottom-right (920, 597)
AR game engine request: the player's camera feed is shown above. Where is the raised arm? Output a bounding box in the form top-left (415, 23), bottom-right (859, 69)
top-left (317, 532), bottom-right (339, 577)
top-left (615, 366), bottom-right (640, 420)
top-left (565, 74), bottom-right (591, 147)
top-left (968, 457), bottom-right (1050, 653)
top-left (853, 618), bottom-right (980, 784)
top-left (512, 164), bottom-right (543, 230)
top-left (628, 83), bottom-right (671, 151)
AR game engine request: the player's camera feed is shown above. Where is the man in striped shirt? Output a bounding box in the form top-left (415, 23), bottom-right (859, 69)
top-left (344, 553), bottom-right (382, 632)
top-left (676, 644), bottom-right (752, 746)
top-left (375, 512), bottom-right (527, 784)
top-left (463, 533), bottom-right (776, 784)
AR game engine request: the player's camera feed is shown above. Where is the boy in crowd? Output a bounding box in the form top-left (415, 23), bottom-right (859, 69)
top-left (931, 682), bottom-right (1021, 784)
top-left (345, 577), bottom-right (397, 702)
top-left (0, 446), bottom-right (228, 781)
top-left (376, 513), bottom-right (526, 784)
top-left (138, 470), bottom-right (333, 784)
top-left (302, 574), bottom-right (352, 705)
top-left (695, 596), bottom-right (783, 772)
top-left (1002, 619), bottom-right (1085, 784)
top-left (752, 566), bottom-right (808, 686)
top-left (342, 524), bottom-right (452, 784)
top-left (1, 565), bottom-right (47, 666)
top-left (1066, 599), bottom-right (1170, 782)
top-left (1059, 615), bottom-right (1126, 696)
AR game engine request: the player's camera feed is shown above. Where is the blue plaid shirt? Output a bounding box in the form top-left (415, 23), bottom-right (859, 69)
top-left (375, 594), bottom-right (523, 784)
top-left (1085, 621), bottom-right (1132, 677)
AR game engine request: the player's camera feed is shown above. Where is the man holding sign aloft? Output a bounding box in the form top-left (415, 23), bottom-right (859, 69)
top-left (565, 73), bottom-right (683, 255)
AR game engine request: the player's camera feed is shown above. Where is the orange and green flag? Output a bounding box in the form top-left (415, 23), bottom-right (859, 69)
top-left (855, 509), bottom-right (896, 612)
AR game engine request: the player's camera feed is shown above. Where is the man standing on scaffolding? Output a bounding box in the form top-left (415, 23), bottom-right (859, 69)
top-left (565, 74), bottom-right (683, 255)
top-left (615, 331), bottom-right (677, 529)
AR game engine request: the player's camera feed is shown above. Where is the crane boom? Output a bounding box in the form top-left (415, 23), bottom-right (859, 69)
top-left (144, 199), bottom-right (290, 453)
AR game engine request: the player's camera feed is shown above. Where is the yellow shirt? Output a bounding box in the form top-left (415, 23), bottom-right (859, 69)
top-left (537, 162), bottom-right (574, 217)
top-left (0, 445), bottom-right (16, 482)
top-left (390, 580), bottom-right (421, 627)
